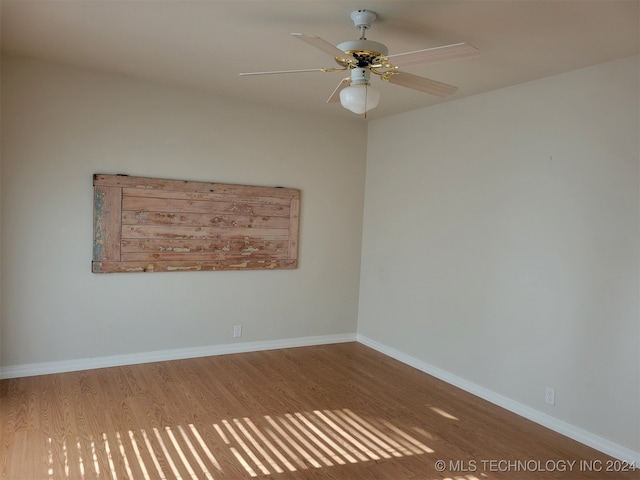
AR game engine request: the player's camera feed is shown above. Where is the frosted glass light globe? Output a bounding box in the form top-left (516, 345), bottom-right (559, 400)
top-left (339, 84), bottom-right (380, 114)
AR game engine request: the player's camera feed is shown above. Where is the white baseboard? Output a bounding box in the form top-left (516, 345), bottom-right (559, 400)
top-left (0, 333), bottom-right (357, 379)
top-left (357, 334), bottom-right (640, 466)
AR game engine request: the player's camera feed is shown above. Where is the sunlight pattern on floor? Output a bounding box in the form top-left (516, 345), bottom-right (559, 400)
top-left (45, 408), bottom-right (434, 479)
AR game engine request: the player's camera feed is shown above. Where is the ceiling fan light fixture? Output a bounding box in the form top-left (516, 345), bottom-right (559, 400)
top-left (339, 67), bottom-right (380, 115)
top-left (339, 83), bottom-right (380, 114)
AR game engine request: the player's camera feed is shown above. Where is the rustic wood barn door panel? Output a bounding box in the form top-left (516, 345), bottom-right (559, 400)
top-left (92, 174), bottom-right (300, 273)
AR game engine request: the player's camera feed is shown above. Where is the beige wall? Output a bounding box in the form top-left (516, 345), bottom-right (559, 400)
top-left (0, 54), bottom-right (366, 367)
top-left (2, 52), bottom-right (638, 458)
top-left (359, 56), bottom-right (639, 452)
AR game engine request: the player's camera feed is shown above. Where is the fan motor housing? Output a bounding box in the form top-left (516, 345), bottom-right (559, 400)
top-left (336, 40), bottom-right (388, 67)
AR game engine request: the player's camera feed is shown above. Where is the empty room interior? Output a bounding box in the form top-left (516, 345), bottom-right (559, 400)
top-left (1, 1), bottom-right (639, 479)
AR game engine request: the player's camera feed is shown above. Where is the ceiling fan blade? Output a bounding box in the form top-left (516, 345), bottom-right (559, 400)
top-left (240, 68), bottom-right (329, 76)
top-left (292, 33), bottom-right (357, 65)
top-left (384, 42), bottom-right (479, 68)
top-left (326, 78), bottom-right (351, 103)
top-left (385, 71), bottom-right (458, 97)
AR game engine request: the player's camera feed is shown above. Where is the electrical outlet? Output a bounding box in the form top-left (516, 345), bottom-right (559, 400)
top-left (545, 386), bottom-right (556, 406)
top-left (233, 325), bottom-right (242, 338)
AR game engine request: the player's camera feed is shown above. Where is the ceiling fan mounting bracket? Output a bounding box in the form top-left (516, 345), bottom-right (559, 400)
top-left (350, 9), bottom-right (377, 30)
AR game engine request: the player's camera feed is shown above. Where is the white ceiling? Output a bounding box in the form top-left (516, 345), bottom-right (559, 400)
top-left (1, 0), bottom-right (638, 121)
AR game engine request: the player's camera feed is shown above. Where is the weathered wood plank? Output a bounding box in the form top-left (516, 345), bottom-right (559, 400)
top-left (121, 225), bottom-right (290, 239)
top-left (121, 211), bottom-right (290, 229)
top-left (288, 197), bottom-right (300, 261)
top-left (92, 185), bottom-right (122, 262)
top-left (121, 238), bottom-right (288, 254)
top-left (121, 251), bottom-right (288, 262)
top-left (122, 196), bottom-right (290, 217)
top-left (122, 187), bottom-right (292, 206)
top-left (92, 259), bottom-right (297, 273)
top-left (94, 174), bottom-right (298, 199)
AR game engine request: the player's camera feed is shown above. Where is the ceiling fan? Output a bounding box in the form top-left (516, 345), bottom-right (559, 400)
top-left (240, 9), bottom-right (479, 116)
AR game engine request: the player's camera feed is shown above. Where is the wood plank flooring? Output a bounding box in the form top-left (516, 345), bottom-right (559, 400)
top-left (1, 342), bottom-right (637, 479)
